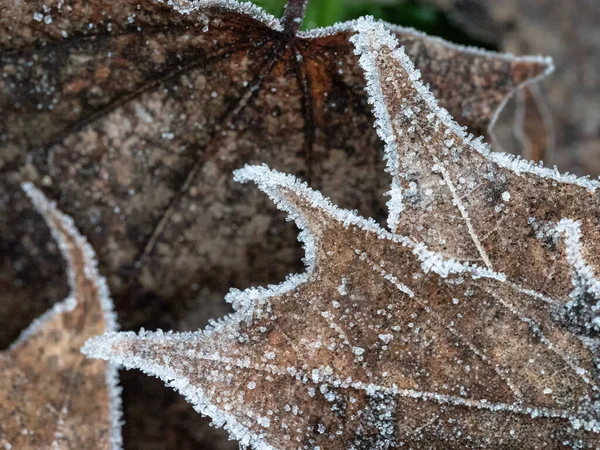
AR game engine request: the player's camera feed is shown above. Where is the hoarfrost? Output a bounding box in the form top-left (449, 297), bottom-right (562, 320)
top-left (81, 16), bottom-right (600, 450)
top-left (155, 0), bottom-right (282, 31)
top-left (352, 347), bottom-right (365, 356)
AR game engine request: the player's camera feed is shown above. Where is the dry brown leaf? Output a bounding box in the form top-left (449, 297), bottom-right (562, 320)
top-left (83, 19), bottom-right (600, 449)
top-left (0, 0), bottom-right (552, 341)
top-left (0, 184), bottom-right (121, 449)
top-left (0, 1), bottom-right (554, 446)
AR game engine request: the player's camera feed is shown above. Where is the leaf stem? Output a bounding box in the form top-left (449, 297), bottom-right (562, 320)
top-left (281, 0), bottom-right (308, 35)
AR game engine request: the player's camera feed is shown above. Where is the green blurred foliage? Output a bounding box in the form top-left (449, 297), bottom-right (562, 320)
top-left (251, 0), bottom-right (494, 49)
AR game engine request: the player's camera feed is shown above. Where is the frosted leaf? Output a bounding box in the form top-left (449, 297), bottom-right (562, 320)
top-left (0, 0), bottom-right (560, 446)
top-left (350, 17), bottom-right (600, 279)
top-left (0, 184), bottom-right (122, 449)
top-left (84, 19), bottom-right (600, 449)
top-left (85, 160), bottom-right (600, 448)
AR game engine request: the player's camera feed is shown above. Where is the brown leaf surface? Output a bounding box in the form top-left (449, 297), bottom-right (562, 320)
top-left (0, 0), bottom-right (551, 447)
top-left (0, 184), bottom-right (121, 449)
top-left (84, 19), bottom-right (600, 449)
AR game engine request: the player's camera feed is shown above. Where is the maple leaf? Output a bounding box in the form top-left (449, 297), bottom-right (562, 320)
top-left (423, 0), bottom-right (600, 175)
top-left (83, 18), bottom-right (600, 449)
top-left (0, 3), bottom-right (555, 441)
top-left (0, 184), bottom-right (122, 449)
top-left (0, 0), bottom-right (553, 344)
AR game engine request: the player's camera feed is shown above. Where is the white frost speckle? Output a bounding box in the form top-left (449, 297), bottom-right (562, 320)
top-left (352, 347), bottom-right (365, 356)
top-left (257, 417), bottom-right (271, 428)
top-left (501, 191), bottom-right (511, 202)
top-left (337, 277), bottom-right (348, 296)
top-left (378, 334), bottom-right (394, 344)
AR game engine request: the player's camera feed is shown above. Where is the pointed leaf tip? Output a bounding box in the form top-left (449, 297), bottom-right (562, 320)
top-left (234, 164), bottom-right (390, 242)
top-left (233, 164), bottom-right (340, 237)
top-left (82, 332), bottom-right (134, 365)
top-left (0, 183), bottom-right (123, 449)
top-left (20, 182), bottom-right (119, 333)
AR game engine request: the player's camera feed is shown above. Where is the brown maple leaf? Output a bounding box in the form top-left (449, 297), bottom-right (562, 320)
top-left (83, 18), bottom-right (600, 449)
top-left (0, 3), bottom-right (554, 441)
top-left (0, 184), bottom-right (121, 449)
top-left (0, 0), bottom-right (553, 343)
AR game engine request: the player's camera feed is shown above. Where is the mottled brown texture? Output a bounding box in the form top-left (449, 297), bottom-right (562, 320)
top-left (373, 47), bottom-right (597, 291)
top-left (0, 185), bottom-right (117, 449)
top-left (84, 22), bottom-right (600, 449)
top-left (0, 0), bottom-right (551, 448)
top-left (422, 0), bottom-right (600, 175)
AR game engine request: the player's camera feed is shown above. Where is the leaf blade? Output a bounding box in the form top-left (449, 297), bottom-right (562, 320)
top-left (0, 184), bottom-right (122, 450)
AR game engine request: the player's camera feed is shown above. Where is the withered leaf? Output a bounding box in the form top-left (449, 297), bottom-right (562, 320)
top-left (0, 184), bottom-right (121, 449)
top-left (0, 1), bottom-right (553, 447)
top-left (84, 19), bottom-right (600, 449)
top-left (0, 0), bottom-right (552, 343)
